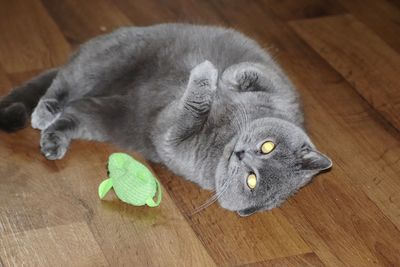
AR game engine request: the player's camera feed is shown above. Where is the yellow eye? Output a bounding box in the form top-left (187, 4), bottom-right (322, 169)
top-left (261, 141), bottom-right (275, 154)
top-left (246, 173), bottom-right (257, 189)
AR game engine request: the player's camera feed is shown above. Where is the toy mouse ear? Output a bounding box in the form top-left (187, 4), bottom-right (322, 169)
top-left (98, 178), bottom-right (113, 199)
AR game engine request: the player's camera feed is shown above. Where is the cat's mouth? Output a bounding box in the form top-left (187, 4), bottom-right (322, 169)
top-left (225, 137), bottom-right (239, 163)
top-left (228, 150), bottom-right (235, 162)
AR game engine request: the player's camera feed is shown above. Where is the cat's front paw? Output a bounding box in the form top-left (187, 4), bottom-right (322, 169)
top-left (220, 62), bottom-right (269, 92)
top-left (40, 131), bottom-right (69, 160)
top-left (190, 60), bottom-right (218, 91)
top-left (31, 99), bottom-right (60, 130)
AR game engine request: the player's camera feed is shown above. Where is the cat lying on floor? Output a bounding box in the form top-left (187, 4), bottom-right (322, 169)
top-left (0, 24), bottom-right (332, 216)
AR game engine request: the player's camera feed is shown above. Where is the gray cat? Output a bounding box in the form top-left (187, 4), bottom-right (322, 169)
top-left (0, 24), bottom-right (332, 216)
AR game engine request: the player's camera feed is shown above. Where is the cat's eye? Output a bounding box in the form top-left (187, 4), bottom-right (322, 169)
top-left (261, 141), bottom-right (275, 154)
top-left (246, 173), bottom-right (257, 189)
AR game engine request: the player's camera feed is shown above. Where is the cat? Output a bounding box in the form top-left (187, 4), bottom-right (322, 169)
top-left (0, 24), bottom-right (332, 216)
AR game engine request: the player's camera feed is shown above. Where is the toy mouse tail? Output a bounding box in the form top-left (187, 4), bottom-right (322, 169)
top-left (146, 179), bottom-right (163, 207)
top-left (98, 178), bottom-right (113, 199)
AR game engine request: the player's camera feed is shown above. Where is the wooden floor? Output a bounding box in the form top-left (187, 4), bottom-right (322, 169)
top-left (0, 0), bottom-right (400, 266)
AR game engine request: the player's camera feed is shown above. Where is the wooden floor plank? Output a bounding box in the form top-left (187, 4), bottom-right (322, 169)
top-left (263, 0), bottom-right (345, 21)
top-left (112, 0), bottom-right (177, 25)
top-left (266, 0), bottom-right (400, 54)
top-left (0, 0), bottom-right (70, 73)
top-left (0, 66), bottom-right (12, 95)
top-left (113, 0), bottom-right (225, 25)
top-left (0, 222), bottom-right (109, 267)
top-left (387, 0), bottom-right (400, 9)
top-left (336, 0), bottom-right (400, 54)
top-left (281, 174), bottom-right (400, 267)
top-left (41, 0), bottom-right (131, 48)
top-left (241, 253), bottom-right (325, 267)
top-left (289, 14), bottom-right (400, 132)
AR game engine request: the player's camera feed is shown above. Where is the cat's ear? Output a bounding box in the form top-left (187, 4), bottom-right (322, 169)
top-left (237, 207), bottom-right (259, 217)
top-left (300, 149), bottom-right (332, 171)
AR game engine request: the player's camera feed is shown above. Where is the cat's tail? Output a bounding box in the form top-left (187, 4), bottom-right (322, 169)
top-left (0, 69), bottom-right (58, 132)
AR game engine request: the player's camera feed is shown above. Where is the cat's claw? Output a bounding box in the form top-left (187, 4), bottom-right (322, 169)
top-left (40, 131), bottom-right (69, 160)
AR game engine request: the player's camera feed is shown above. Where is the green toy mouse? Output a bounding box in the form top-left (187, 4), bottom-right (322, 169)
top-left (98, 153), bottom-right (162, 207)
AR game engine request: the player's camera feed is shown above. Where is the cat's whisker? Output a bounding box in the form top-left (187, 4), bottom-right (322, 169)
top-left (189, 176), bottom-right (232, 216)
top-left (188, 193), bottom-right (221, 216)
top-left (232, 100), bottom-right (250, 133)
top-left (230, 101), bottom-right (249, 132)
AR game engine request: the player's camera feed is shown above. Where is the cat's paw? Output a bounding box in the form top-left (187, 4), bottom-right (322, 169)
top-left (235, 67), bottom-right (267, 92)
top-left (31, 99), bottom-right (61, 130)
top-left (190, 60), bottom-right (218, 91)
top-left (220, 62), bottom-right (268, 92)
top-left (40, 131), bottom-right (69, 160)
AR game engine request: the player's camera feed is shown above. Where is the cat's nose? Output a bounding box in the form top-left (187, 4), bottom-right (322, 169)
top-left (235, 150), bottom-right (245, 160)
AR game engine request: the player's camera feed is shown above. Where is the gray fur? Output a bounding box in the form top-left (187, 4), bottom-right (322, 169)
top-left (4, 24), bottom-right (332, 215)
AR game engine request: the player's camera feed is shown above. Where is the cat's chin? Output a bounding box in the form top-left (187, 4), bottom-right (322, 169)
top-left (232, 197), bottom-right (287, 216)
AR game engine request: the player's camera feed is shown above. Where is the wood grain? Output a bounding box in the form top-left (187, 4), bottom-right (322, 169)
top-left (266, 0), bottom-right (400, 54)
top-left (264, 0), bottom-right (345, 21)
top-left (42, 0), bottom-right (131, 48)
top-left (336, 0), bottom-right (400, 54)
top-left (242, 252), bottom-right (325, 267)
top-left (387, 0), bottom-right (400, 9)
top-left (289, 14), bottom-right (400, 132)
top-left (0, 0), bottom-right (70, 73)
top-left (0, 66), bottom-right (12, 95)
top-left (0, 223), bottom-right (109, 267)
top-left (112, 0), bottom-right (225, 26)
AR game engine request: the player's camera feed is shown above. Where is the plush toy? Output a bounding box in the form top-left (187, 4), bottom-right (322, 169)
top-left (98, 153), bottom-right (162, 207)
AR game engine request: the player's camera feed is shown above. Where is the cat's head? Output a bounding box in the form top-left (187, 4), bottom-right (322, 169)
top-left (215, 117), bottom-right (332, 216)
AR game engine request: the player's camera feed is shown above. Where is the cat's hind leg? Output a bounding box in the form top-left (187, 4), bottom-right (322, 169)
top-left (0, 69), bottom-right (58, 132)
top-left (33, 28), bottom-right (147, 131)
top-left (39, 96), bottom-right (127, 160)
